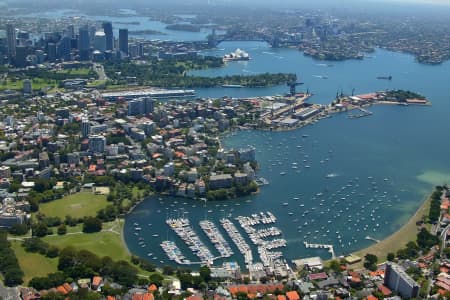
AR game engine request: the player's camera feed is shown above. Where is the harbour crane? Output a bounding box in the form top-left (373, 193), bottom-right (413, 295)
top-left (287, 81), bottom-right (304, 96)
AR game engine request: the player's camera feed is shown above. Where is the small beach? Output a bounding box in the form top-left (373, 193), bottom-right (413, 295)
top-left (352, 194), bottom-right (431, 263)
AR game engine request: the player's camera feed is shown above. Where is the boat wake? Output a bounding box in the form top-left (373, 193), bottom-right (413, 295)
top-left (326, 173), bottom-right (339, 178)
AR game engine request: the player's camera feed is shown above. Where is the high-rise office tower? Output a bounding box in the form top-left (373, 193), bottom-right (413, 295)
top-left (65, 25), bottom-right (75, 39)
top-left (118, 28), bottom-right (128, 55)
top-left (57, 36), bottom-right (72, 60)
top-left (23, 79), bottom-right (32, 94)
top-left (78, 26), bottom-right (90, 61)
top-left (14, 46), bottom-right (28, 67)
top-left (6, 24), bottom-right (16, 58)
top-left (102, 22), bottom-right (113, 51)
top-left (81, 118), bottom-right (91, 138)
top-left (94, 31), bottom-right (106, 52)
top-left (47, 43), bottom-right (57, 62)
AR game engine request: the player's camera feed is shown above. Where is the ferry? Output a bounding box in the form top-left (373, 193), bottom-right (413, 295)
top-left (222, 84), bottom-right (244, 88)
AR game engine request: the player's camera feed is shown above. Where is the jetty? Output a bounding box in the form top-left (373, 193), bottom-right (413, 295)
top-left (220, 218), bottom-right (253, 265)
top-left (365, 235), bottom-right (381, 243)
top-left (200, 220), bottom-right (234, 258)
top-left (304, 241), bottom-right (336, 259)
top-left (166, 218), bottom-right (215, 263)
top-left (236, 211), bottom-right (288, 268)
top-left (347, 107), bottom-right (373, 119)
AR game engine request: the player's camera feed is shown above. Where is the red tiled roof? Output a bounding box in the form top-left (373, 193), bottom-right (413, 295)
top-left (56, 285), bottom-right (69, 295)
top-left (438, 276), bottom-right (450, 287)
top-left (378, 284), bottom-right (392, 296)
top-left (148, 284), bottom-right (158, 292)
top-left (309, 272), bottom-right (328, 280)
top-left (436, 281), bottom-right (450, 291)
top-left (133, 294), bottom-right (144, 300)
top-left (277, 295), bottom-right (286, 300)
top-left (62, 283), bottom-right (72, 293)
top-left (286, 291), bottom-right (300, 300)
top-left (367, 295), bottom-right (378, 300)
top-left (143, 293), bottom-right (154, 300)
top-left (92, 276), bottom-right (103, 287)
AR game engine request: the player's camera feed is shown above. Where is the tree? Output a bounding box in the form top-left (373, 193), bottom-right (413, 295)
top-left (417, 228), bottom-right (439, 250)
top-left (329, 260), bottom-right (341, 273)
top-left (32, 222), bottom-right (49, 237)
top-left (364, 253), bottom-right (378, 271)
top-left (46, 246), bottom-right (60, 258)
top-left (82, 217), bottom-right (102, 233)
top-left (149, 273), bottom-right (164, 287)
top-left (57, 224), bottom-right (67, 235)
top-left (387, 252), bottom-right (395, 261)
top-left (199, 265), bottom-right (211, 283)
top-left (110, 260), bottom-right (138, 287)
top-left (8, 223), bottom-right (29, 236)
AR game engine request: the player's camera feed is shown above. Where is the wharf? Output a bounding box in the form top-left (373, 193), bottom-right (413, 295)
top-left (347, 107), bottom-right (373, 119)
top-left (199, 220), bottom-right (234, 258)
top-left (365, 235), bottom-right (381, 243)
top-left (304, 241), bottom-right (336, 259)
top-left (220, 218), bottom-right (253, 265)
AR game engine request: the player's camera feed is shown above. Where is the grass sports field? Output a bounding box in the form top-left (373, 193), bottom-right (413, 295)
top-left (38, 192), bottom-right (109, 219)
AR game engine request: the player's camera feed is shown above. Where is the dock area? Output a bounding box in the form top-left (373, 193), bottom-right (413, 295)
top-left (304, 241), bottom-right (336, 259)
top-left (221, 218), bottom-right (253, 265)
top-left (166, 218), bottom-right (214, 263)
top-left (365, 235), bottom-right (381, 243)
top-left (200, 220), bottom-right (234, 258)
top-left (347, 107), bottom-right (373, 119)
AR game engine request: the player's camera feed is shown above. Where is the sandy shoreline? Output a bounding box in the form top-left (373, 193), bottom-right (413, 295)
top-left (351, 194), bottom-right (431, 263)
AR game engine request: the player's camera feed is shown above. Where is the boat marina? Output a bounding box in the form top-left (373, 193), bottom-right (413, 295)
top-left (199, 220), bottom-right (234, 258)
top-left (166, 218), bottom-right (215, 263)
top-left (157, 212), bottom-right (291, 277)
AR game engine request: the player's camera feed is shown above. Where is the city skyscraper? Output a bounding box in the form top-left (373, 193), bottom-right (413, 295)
top-left (119, 28), bottom-right (128, 55)
top-left (65, 25), bottom-right (75, 39)
top-left (102, 22), bottom-right (114, 51)
top-left (78, 26), bottom-right (90, 61)
top-left (57, 36), bottom-right (72, 61)
top-left (81, 118), bottom-right (91, 138)
top-left (94, 31), bottom-right (106, 52)
top-left (47, 43), bottom-right (57, 62)
top-left (14, 46), bottom-right (28, 67)
top-left (6, 24), bottom-right (16, 58)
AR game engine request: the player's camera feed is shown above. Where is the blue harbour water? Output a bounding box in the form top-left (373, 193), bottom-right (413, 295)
top-left (126, 41), bottom-right (450, 267)
top-left (25, 10), bottom-right (450, 267)
top-left (17, 9), bottom-right (215, 41)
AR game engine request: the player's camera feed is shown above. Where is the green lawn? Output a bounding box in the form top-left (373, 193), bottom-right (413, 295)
top-left (38, 192), bottom-right (109, 219)
top-left (12, 219), bottom-right (153, 281)
top-left (11, 241), bottom-right (58, 284)
top-left (57, 68), bottom-right (92, 76)
top-left (43, 231), bottom-right (129, 262)
top-left (0, 78), bottom-right (57, 91)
